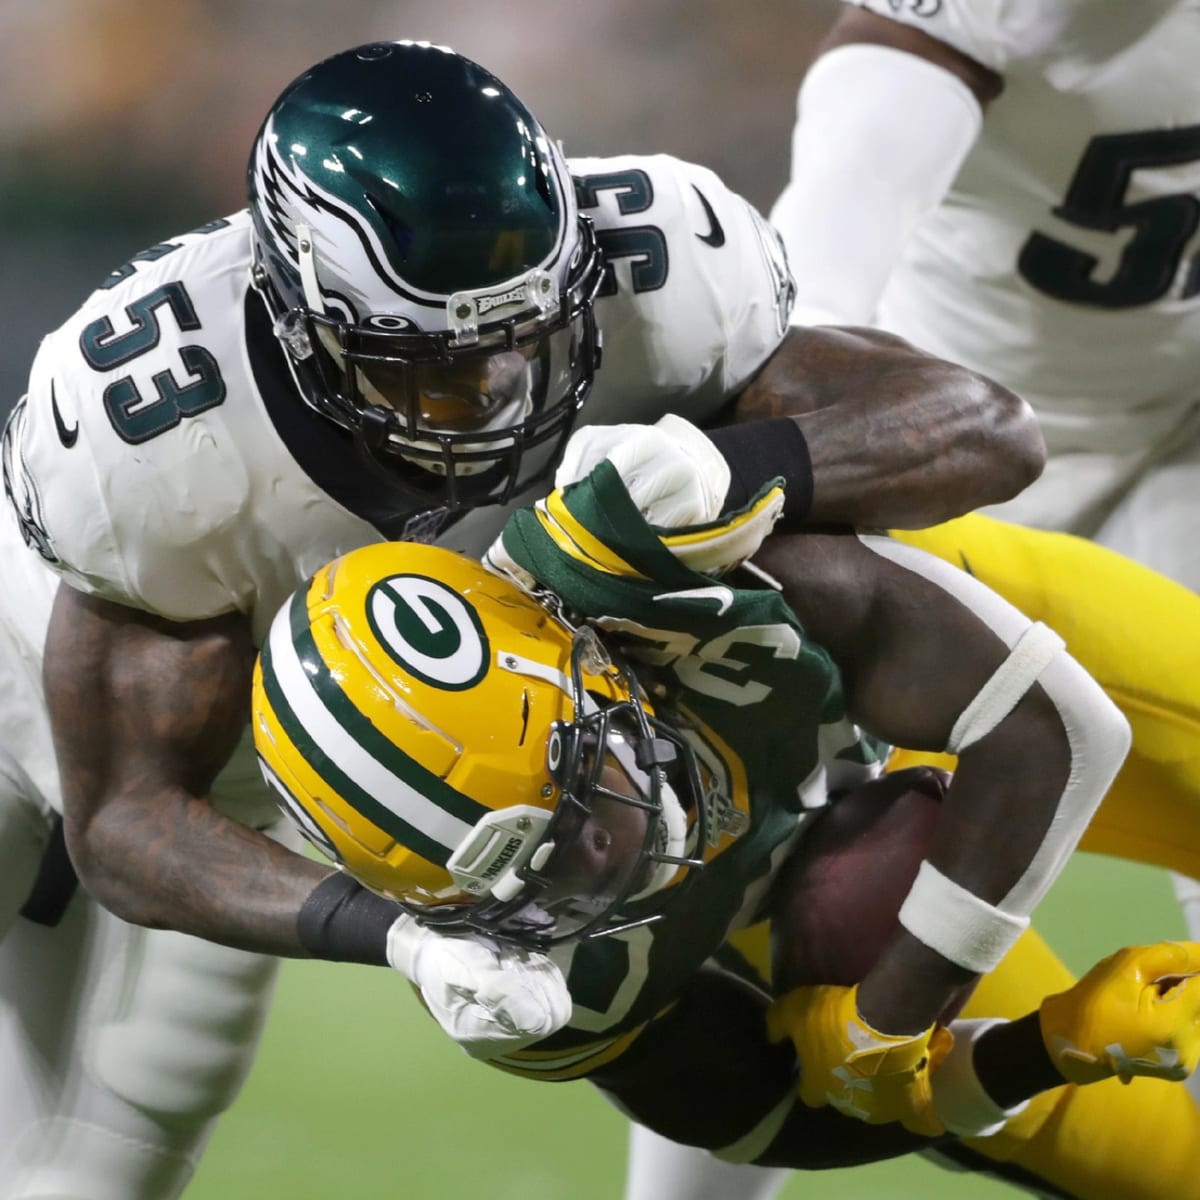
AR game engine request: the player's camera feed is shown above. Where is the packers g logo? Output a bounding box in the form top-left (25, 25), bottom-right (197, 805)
top-left (365, 573), bottom-right (490, 690)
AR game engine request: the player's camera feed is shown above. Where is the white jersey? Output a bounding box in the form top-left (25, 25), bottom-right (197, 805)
top-left (846, 0), bottom-right (1200, 457)
top-left (0, 152), bottom-right (791, 821)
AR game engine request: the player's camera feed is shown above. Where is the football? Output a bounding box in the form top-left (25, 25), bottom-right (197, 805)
top-left (770, 765), bottom-right (950, 993)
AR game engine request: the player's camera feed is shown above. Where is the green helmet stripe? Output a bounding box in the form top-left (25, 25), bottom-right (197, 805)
top-left (284, 590), bottom-right (488, 829)
top-left (260, 588), bottom-right (490, 866)
top-left (259, 634), bottom-right (451, 867)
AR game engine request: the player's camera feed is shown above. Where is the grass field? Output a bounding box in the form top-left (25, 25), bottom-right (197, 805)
top-left (189, 852), bottom-right (1183, 1199)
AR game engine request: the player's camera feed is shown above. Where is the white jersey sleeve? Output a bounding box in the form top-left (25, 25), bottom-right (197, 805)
top-left (567, 153), bottom-right (793, 429)
top-left (841, 0), bottom-right (1178, 74)
top-left (8, 217), bottom-right (259, 618)
top-left (4, 213), bottom-right (381, 636)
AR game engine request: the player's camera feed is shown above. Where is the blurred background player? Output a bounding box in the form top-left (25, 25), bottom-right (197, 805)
top-left (0, 34), bottom-right (1039, 1200)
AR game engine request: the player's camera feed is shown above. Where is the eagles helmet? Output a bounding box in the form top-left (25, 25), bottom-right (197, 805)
top-left (247, 41), bottom-right (605, 510)
top-left (252, 542), bottom-right (706, 947)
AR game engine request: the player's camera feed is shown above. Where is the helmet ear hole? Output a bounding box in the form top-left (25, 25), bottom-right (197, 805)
top-left (547, 725), bottom-right (566, 777)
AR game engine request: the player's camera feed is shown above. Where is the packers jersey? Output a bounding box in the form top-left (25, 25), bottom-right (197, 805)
top-left (486, 465), bottom-right (885, 1079)
top-left (0, 154), bottom-right (791, 824)
top-left (845, 0), bottom-right (1200, 460)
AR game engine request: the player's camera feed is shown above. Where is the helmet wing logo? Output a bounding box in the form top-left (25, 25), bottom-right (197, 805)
top-left (253, 119), bottom-right (430, 314)
top-left (366, 574), bottom-right (489, 690)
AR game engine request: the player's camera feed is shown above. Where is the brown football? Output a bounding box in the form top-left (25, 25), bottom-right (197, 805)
top-left (770, 765), bottom-right (953, 993)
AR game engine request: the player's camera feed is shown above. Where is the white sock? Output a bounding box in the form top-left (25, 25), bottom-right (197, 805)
top-left (624, 1123), bottom-right (790, 1200)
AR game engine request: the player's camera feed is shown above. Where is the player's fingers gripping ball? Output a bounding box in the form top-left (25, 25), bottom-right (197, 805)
top-left (767, 982), bottom-right (953, 1136)
top-left (1040, 940), bottom-right (1200, 1085)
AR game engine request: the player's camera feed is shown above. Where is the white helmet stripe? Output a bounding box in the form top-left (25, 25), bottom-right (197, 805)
top-left (266, 600), bottom-right (474, 854)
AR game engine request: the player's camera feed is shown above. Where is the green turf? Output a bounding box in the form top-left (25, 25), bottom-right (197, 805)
top-left (189, 852), bottom-right (1183, 1198)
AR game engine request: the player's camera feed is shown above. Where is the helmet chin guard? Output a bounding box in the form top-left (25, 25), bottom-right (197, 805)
top-left (431, 630), bottom-right (708, 947)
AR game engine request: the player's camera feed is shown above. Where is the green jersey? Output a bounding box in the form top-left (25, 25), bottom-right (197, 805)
top-left (490, 464), bottom-right (886, 1080)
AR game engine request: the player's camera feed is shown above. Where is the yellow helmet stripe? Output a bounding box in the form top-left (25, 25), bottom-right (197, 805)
top-left (260, 589), bottom-right (487, 865)
top-left (536, 488), bottom-right (648, 579)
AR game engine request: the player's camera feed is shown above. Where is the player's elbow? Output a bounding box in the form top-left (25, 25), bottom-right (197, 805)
top-left (1064, 677), bottom-right (1131, 796)
top-left (968, 375), bottom-right (1046, 502)
top-left (64, 811), bottom-right (169, 929)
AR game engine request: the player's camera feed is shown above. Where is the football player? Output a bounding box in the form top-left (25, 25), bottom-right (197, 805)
top-left (636, 5), bottom-right (1200, 1197)
top-left (251, 459), bottom-right (1200, 1197)
top-left (0, 37), bottom-right (1040, 1199)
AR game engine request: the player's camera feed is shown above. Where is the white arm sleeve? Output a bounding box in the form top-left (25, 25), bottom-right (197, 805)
top-left (860, 535), bottom-right (1130, 923)
top-left (768, 43), bottom-right (982, 327)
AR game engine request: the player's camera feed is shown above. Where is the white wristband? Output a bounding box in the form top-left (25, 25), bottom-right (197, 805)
top-left (947, 622), bottom-right (1065, 753)
top-left (899, 861), bottom-right (1028, 974)
top-left (934, 1018), bottom-right (1029, 1138)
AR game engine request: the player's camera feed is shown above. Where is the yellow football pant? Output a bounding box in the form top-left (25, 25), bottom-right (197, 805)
top-left (738, 514), bottom-right (1200, 1194)
top-left (954, 930), bottom-right (1200, 1198)
top-left (890, 513), bottom-right (1200, 876)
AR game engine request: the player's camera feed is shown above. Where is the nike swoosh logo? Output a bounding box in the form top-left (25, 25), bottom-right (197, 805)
top-left (50, 383), bottom-right (78, 449)
top-left (653, 586), bottom-right (735, 615)
top-left (692, 185), bottom-right (725, 248)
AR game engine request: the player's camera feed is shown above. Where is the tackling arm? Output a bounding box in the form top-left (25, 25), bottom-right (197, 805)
top-left (559, 325), bottom-right (1045, 538)
top-left (731, 325), bottom-right (1044, 528)
top-left (44, 583), bottom-right (331, 955)
top-left (44, 583), bottom-right (572, 1053)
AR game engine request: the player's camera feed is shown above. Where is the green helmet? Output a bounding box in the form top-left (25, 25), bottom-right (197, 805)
top-left (247, 40), bottom-right (605, 511)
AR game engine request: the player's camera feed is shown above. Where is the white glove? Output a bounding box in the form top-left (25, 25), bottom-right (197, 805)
top-left (555, 414), bottom-right (730, 527)
top-left (386, 913), bottom-right (572, 1060)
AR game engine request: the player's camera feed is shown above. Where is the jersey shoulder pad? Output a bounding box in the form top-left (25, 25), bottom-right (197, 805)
top-left (568, 153), bottom-right (792, 414)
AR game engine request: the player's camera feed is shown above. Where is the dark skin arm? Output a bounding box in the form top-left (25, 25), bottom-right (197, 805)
top-left (44, 583), bottom-right (334, 956)
top-left (752, 531), bottom-right (1075, 1035)
top-left (733, 325), bottom-right (1045, 529)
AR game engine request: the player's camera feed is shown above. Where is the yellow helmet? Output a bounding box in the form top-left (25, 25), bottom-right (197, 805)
top-left (251, 541), bottom-right (704, 946)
